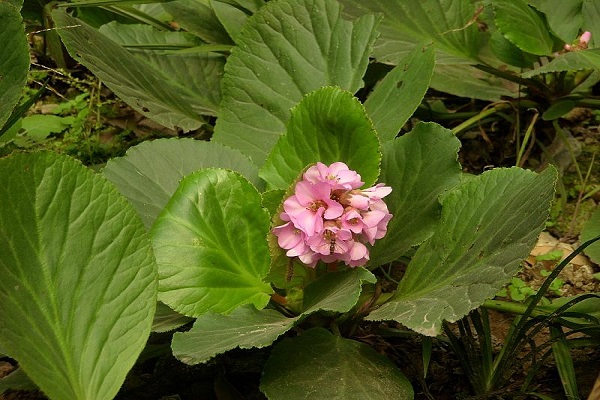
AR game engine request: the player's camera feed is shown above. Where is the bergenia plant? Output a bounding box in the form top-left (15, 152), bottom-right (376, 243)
top-left (0, 0), bottom-right (573, 399)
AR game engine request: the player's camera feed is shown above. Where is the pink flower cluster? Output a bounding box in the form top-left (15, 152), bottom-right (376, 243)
top-left (272, 162), bottom-right (392, 268)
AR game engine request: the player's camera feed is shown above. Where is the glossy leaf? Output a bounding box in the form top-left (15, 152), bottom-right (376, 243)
top-left (0, 152), bottom-right (157, 400)
top-left (260, 87), bottom-right (381, 190)
top-left (213, 0), bottom-right (380, 166)
top-left (103, 138), bottom-right (260, 229)
top-left (151, 169), bottom-right (273, 317)
top-left (212, 0), bottom-right (253, 41)
top-left (529, 0), bottom-right (583, 44)
top-left (162, 0), bottom-right (233, 44)
top-left (368, 122), bottom-right (462, 266)
top-left (98, 22), bottom-right (224, 113)
top-left (339, 0), bottom-right (481, 63)
top-left (53, 10), bottom-right (210, 131)
top-left (302, 268), bottom-right (376, 315)
top-left (492, 0), bottom-right (554, 56)
top-left (489, 30), bottom-right (537, 68)
top-left (364, 45), bottom-right (435, 142)
top-left (0, 3), bottom-right (30, 129)
top-left (172, 305), bottom-right (296, 365)
top-left (261, 328), bottom-right (414, 399)
top-left (530, 0), bottom-right (600, 47)
top-left (368, 167), bottom-right (557, 336)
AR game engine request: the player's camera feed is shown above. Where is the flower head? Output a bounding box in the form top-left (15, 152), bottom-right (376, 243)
top-left (272, 162), bottom-right (392, 268)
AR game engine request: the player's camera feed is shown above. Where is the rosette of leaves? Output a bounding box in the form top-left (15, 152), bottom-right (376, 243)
top-left (1, 1), bottom-right (559, 398)
top-left (99, 1), bottom-right (554, 398)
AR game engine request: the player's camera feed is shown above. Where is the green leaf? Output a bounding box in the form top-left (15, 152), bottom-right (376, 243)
top-left (0, 152), bottom-right (157, 400)
top-left (367, 167), bottom-right (557, 336)
top-left (262, 189), bottom-right (286, 217)
top-left (542, 100), bottom-right (576, 121)
top-left (170, 268), bottom-right (377, 366)
top-left (213, 0), bottom-right (381, 166)
top-left (521, 49), bottom-right (600, 78)
top-left (0, 3), bottom-right (30, 129)
top-left (6, 0), bottom-right (23, 9)
top-left (430, 64), bottom-right (519, 101)
top-left (212, 0), bottom-right (253, 41)
top-left (302, 268), bottom-right (376, 315)
top-left (364, 45), bottom-right (435, 142)
top-left (52, 10), bottom-right (210, 131)
top-left (339, 0), bottom-right (481, 63)
top-left (151, 169), bottom-right (273, 317)
top-left (0, 368), bottom-right (37, 394)
top-left (103, 138), bottom-right (260, 229)
top-left (492, 0), bottom-right (554, 56)
top-left (152, 302), bottom-right (194, 333)
top-left (260, 328), bottom-right (414, 400)
top-left (529, 0), bottom-right (583, 43)
top-left (162, 0), bottom-right (233, 44)
top-left (581, 205), bottom-right (600, 264)
top-left (171, 305), bottom-right (296, 365)
top-left (489, 30), bottom-right (537, 68)
top-left (97, 23), bottom-right (223, 113)
top-left (260, 87), bottom-right (381, 190)
top-left (19, 114), bottom-right (74, 141)
top-left (368, 122), bottom-right (461, 266)
top-left (582, 0), bottom-right (600, 48)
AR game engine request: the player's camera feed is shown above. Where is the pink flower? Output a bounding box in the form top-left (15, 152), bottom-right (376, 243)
top-left (580, 31), bottom-right (592, 46)
top-left (283, 181), bottom-right (343, 236)
top-left (564, 31), bottom-right (592, 51)
top-left (304, 162), bottom-right (364, 190)
top-left (272, 162), bottom-right (392, 268)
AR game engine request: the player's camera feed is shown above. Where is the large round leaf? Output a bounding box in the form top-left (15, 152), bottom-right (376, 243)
top-left (213, 0), bottom-right (380, 166)
top-left (259, 87), bottom-right (381, 190)
top-left (368, 167), bottom-right (557, 336)
top-left (103, 138), bottom-right (261, 229)
top-left (151, 169), bottom-right (273, 317)
top-left (260, 328), bottom-right (414, 399)
top-left (0, 3), bottom-right (30, 128)
top-left (0, 152), bottom-right (157, 400)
